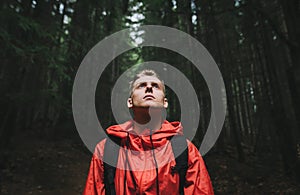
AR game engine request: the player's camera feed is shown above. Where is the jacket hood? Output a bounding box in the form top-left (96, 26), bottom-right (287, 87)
top-left (106, 120), bottom-right (183, 149)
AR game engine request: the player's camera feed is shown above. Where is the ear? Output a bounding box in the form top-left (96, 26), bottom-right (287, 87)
top-left (127, 98), bottom-right (133, 108)
top-left (163, 97), bottom-right (168, 108)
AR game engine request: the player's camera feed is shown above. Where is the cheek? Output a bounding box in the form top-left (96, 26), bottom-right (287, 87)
top-left (131, 95), bottom-right (142, 103)
top-left (132, 93), bottom-right (141, 98)
top-left (156, 92), bottom-right (165, 99)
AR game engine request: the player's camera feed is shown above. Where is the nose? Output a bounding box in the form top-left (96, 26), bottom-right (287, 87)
top-left (145, 83), bottom-right (153, 93)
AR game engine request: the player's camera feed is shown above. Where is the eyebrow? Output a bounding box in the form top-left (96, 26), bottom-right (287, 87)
top-left (135, 81), bottom-right (161, 87)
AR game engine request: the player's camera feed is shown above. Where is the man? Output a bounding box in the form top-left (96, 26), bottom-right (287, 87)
top-left (83, 69), bottom-right (214, 194)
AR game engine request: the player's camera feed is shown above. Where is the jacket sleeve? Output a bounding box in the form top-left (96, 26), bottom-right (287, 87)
top-left (184, 141), bottom-right (214, 195)
top-left (83, 140), bottom-right (106, 195)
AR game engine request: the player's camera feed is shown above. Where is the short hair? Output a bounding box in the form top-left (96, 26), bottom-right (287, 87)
top-left (129, 69), bottom-right (165, 96)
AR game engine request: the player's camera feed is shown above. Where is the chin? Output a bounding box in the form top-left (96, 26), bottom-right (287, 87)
top-left (146, 104), bottom-right (165, 109)
top-left (134, 104), bottom-right (164, 109)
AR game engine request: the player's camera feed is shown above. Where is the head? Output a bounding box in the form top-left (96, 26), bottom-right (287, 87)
top-left (127, 69), bottom-right (168, 109)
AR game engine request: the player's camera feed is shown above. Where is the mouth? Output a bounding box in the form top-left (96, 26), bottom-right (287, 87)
top-left (143, 95), bottom-right (155, 99)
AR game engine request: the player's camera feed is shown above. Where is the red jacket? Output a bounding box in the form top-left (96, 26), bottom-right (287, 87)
top-left (83, 120), bottom-right (214, 195)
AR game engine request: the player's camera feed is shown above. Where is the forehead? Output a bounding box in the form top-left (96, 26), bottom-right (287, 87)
top-left (133, 76), bottom-right (163, 85)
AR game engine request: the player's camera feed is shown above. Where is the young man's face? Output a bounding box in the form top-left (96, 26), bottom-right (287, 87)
top-left (127, 76), bottom-right (168, 109)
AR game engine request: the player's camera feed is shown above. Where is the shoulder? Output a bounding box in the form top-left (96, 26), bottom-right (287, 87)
top-left (93, 138), bottom-right (108, 160)
top-left (93, 137), bottom-right (123, 160)
top-left (186, 140), bottom-right (200, 156)
top-left (186, 140), bottom-right (206, 164)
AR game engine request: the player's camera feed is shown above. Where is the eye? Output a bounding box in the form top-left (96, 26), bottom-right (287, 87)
top-left (152, 83), bottom-right (159, 88)
top-left (138, 83), bottom-right (146, 88)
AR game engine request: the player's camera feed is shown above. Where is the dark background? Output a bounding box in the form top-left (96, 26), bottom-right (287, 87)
top-left (1, 0), bottom-right (300, 194)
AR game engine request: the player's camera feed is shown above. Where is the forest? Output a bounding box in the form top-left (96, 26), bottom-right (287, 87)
top-left (1, 0), bottom-right (300, 194)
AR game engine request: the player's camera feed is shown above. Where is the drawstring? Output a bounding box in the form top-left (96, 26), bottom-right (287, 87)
top-left (124, 138), bottom-right (127, 195)
top-left (124, 133), bottom-right (137, 194)
top-left (123, 133), bottom-right (128, 195)
top-left (150, 132), bottom-right (160, 195)
top-left (124, 132), bottom-right (160, 195)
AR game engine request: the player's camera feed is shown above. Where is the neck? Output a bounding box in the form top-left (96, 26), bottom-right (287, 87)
top-left (132, 107), bottom-right (165, 134)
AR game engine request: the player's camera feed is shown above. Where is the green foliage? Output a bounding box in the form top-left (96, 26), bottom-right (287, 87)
top-left (1, 1), bottom-right (299, 165)
top-left (1, 2), bottom-right (73, 128)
